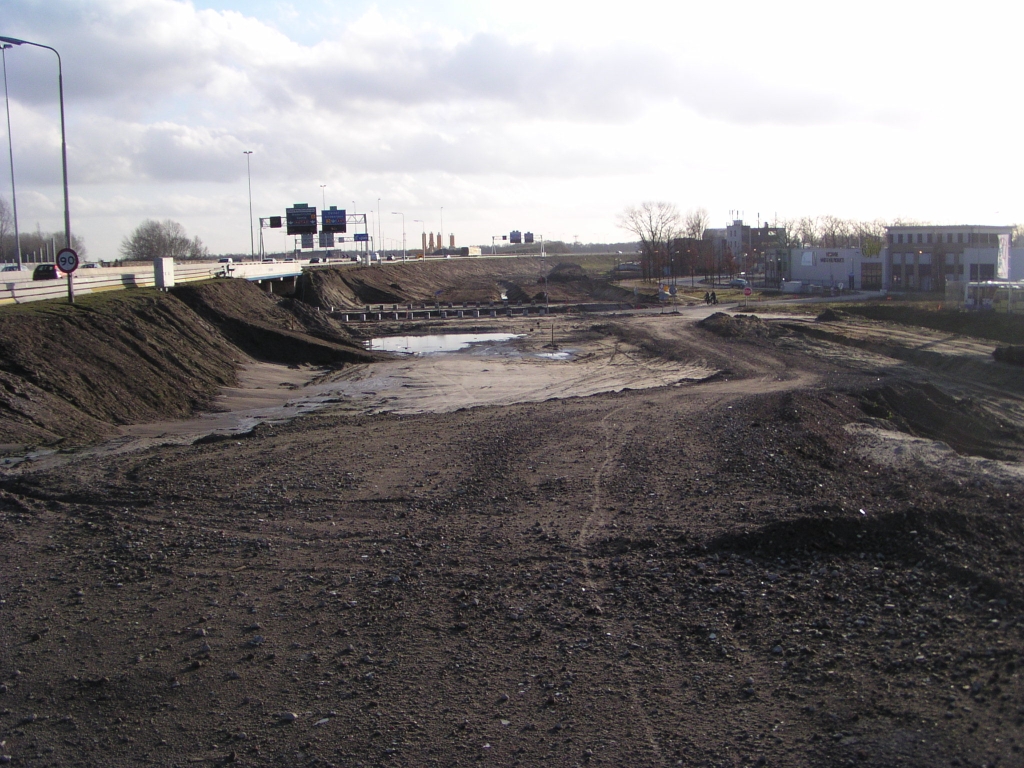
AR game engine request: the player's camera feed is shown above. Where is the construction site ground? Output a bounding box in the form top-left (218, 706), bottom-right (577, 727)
top-left (0, 260), bottom-right (1022, 767)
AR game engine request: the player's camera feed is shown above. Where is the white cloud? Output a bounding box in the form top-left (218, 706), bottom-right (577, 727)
top-left (0, 0), bottom-right (1021, 257)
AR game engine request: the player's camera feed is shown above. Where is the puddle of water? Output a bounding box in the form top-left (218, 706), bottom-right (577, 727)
top-left (367, 332), bottom-right (521, 355)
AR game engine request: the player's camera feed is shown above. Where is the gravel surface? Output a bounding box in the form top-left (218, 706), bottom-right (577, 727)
top-left (1, 301), bottom-right (1023, 767)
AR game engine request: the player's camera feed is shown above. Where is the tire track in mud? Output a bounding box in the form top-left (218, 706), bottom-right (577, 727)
top-left (574, 405), bottom-right (668, 764)
top-left (570, 363), bottom-right (821, 764)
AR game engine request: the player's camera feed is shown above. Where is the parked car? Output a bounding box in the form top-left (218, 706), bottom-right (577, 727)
top-left (32, 264), bottom-right (60, 280)
top-left (728, 278), bottom-right (749, 289)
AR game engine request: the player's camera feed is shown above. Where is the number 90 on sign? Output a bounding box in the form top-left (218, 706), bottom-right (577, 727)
top-left (56, 248), bottom-right (80, 274)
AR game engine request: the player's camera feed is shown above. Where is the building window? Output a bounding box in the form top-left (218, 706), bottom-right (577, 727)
top-left (926, 233), bottom-right (933, 244)
top-left (897, 234), bottom-right (904, 244)
top-left (958, 233), bottom-right (963, 243)
top-left (947, 233), bottom-right (953, 243)
top-left (861, 262), bottom-right (882, 290)
top-left (917, 233), bottom-right (923, 244)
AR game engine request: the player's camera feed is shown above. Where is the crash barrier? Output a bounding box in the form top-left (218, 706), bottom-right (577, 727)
top-left (0, 260), bottom-right (303, 306)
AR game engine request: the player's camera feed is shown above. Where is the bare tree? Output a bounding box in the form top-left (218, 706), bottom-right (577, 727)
top-left (852, 219), bottom-right (888, 256)
top-left (795, 217), bottom-right (820, 247)
top-left (684, 207), bottom-right (710, 241)
top-left (120, 220), bottom-right (207, 261)
top-left (818, 215), bottom-right (852, 248)
top-left (618, 202), bottom-right (682, 281)
top-left (1013, 224), bottom-right (1024, 247)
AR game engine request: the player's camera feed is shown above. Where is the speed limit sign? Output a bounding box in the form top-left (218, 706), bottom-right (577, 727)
top-left (56, 248), bottom-right (80, 274)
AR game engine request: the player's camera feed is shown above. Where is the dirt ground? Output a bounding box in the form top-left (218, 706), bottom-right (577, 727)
top-left (1, 269), bottom-right (1023, 767)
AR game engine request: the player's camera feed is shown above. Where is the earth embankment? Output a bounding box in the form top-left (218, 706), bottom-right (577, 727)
top-left (0, 280), bottom-right (377, 451)
top-left (301, 257), bottom-right (635, 309)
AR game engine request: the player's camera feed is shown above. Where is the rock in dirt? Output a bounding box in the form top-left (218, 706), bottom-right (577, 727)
top-left (993, 345), bottom-right (1024, 365)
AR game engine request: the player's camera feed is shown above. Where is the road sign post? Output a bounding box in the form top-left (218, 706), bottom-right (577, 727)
top-left (56, 247), bottom-right (79, 304)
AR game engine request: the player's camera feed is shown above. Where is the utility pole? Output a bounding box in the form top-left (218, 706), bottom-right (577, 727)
top-left (244, 151), bottom-right (254, 260)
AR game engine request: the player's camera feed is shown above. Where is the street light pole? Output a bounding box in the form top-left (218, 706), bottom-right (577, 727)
top-left (413, 219), bottom-right (425, 257)
top-left (243, 151), bottom-right (254, 260)
top-left (440, 206), bottom-right (444, 256)
top-left (376, 198), bottom-right (382, 259)
top-left (1, 44), bottom-right (22, 269)
top-left (1, 36), bottom-right (72, 299)
top-left (391, 212), bottom-right (406, 261)
top-left (320, 184), bottom-right (326, 210)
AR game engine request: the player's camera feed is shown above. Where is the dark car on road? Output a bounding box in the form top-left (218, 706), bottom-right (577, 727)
top-left (32, 264), bottom-right (60, 280)
top-left (728, 277), bottom-right (749, 289)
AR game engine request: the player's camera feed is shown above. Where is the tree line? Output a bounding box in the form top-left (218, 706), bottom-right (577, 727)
top-left (0, 197), bottom-right (87, 262)
top-left (120, 220), bottom-right (208, 262)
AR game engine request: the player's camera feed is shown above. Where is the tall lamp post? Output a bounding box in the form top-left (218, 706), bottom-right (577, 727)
top-left (243, 151), bottom-right (254, 260)
top-left (1, 44), bottom-right (22, 268)
top-left (413, 219), bottom-right (424, 257)
top-left (0, 36), bottom-right (70, 259)
top-left (440, 206), bottom-right (444, 255)
top-left (391, 212), bottom-right (406, 261)
top-left (376, 198), bottom-right (382, 258)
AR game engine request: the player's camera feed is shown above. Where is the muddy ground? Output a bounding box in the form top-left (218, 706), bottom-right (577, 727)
top-left (1, 265), bottom-right (1023, 767)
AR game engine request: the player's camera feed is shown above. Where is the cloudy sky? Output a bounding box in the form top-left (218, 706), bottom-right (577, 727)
top-left (1, 0), bottom-right (1020, 258)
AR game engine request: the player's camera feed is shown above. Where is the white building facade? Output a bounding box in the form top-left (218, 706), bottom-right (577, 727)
top-left (784, 248), bottom-right (882, 291)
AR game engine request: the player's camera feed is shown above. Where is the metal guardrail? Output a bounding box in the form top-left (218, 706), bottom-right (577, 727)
top-left (0, 261), bottom-right (303, 306)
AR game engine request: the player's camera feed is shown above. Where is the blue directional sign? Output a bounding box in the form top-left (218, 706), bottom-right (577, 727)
top-left (286, 204), bottom-right (317, 235)
top-left (321, 207), bottom-right (347, 233)
top-left (354, 233), bottom-right (369, 242)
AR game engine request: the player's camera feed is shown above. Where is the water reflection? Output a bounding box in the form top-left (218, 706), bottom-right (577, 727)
top-left (367, 333), bottom-right (522, 355)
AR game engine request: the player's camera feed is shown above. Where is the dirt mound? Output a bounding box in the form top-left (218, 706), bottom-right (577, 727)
top-left (547, 262), bottom-right (585, 282)
top-left (0, 292), bottom-right (241, 448)
top-left (0, 281), bottom-right (379, 452)
top-left (858, 380), bottom-right (1024, 460)
top-left (301, 257), bottom-right (639, 309)
top-left (697, 312), bottom-right (782, 339)
top-left (993, 345), bottom-right (1024, 365)
top-left (842, 303), bottom-right (1024, 345)
top-left (816, 307), bottom-right (847, 322)
top-left (171, 280), bottom-right (376, 366)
